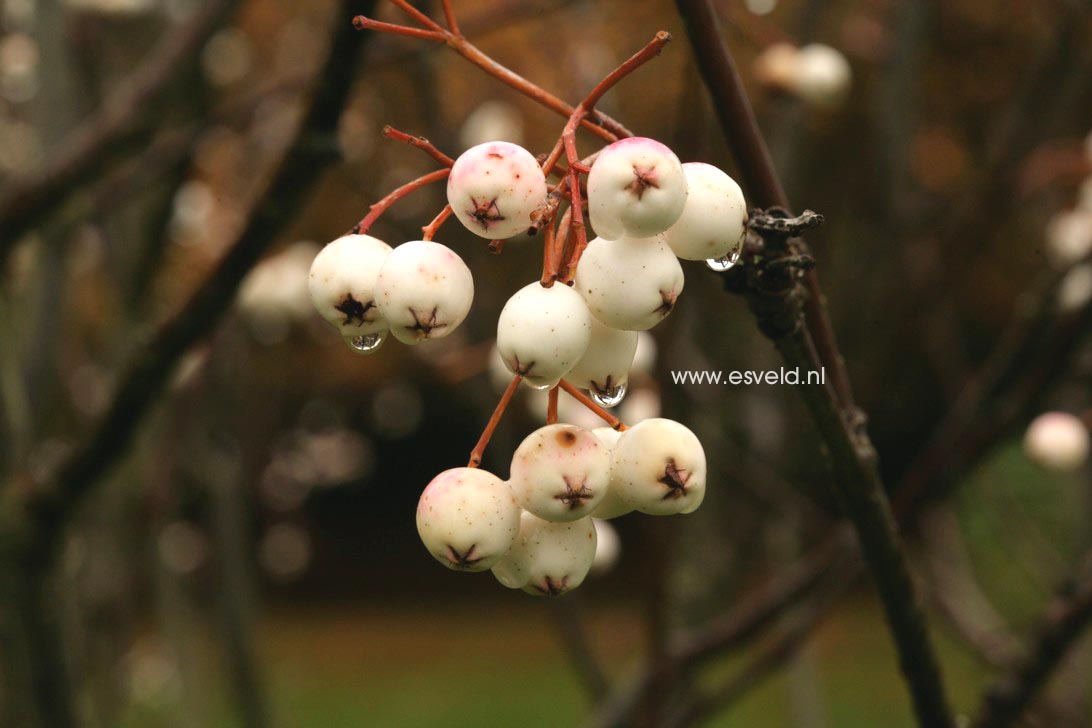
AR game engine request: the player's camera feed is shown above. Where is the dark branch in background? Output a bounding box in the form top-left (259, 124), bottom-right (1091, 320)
top-left (974, 552), bottom-right (1092, 728)
top-left (587, 531), bottom-right (854, 728)
top-left (669, 0), bottom-right (852, 411)
top-left (666, 564), bottom-right (857, 728)
top-left (918, 506), bottom-right (1022, 668)
top-left (11, 0), bottom-right (377, 558)
top-left (546, 597), bottom-right (610, 702)
top-left (894, 251), bottom-right (1092, 515)
top-left (672, 2), bottom-right (955, 726)
top-left (0, 0), bottom-right (240, 267)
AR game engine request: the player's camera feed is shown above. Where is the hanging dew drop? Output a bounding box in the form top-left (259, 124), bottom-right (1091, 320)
top-left (590, 381), bottom-right (627, 408)
top-left (705, 247), bottom-right (742, 272)
top-left (344, 331), bottom-right (386, 354)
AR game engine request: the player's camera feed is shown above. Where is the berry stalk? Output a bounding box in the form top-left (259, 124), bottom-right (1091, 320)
top-left (351, 167), bottom-right (450, 235)
top-left (558, 379), bottom-right (626, 431)
top-left (467, 374), bottom-right (522, 468)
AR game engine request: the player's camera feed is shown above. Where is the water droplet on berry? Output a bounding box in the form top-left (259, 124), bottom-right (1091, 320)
top-left (524, 379), bottom-right (558, 391)
top-left (705, 248), bottom-right (741, 272)
top-left (591, 382), bottom-right (627, 408)
top-left (344, 331), bottom-right (386, 354)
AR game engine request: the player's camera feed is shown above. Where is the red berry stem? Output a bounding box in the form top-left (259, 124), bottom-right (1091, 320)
top-left (351, 168), bottom-right (450, 235)
top-left (382, 125), bottom-right (454, 167)
top-left (467, 374), bottom-right (523, 468)
top-left (422, 204), bottom-right (453, 240)
top-left (547, 386), bottom-right (559, 424)
top-left (559, 380), bottom-right (627, 431)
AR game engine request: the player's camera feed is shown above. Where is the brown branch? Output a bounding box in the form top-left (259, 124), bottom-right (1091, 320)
top-left (0, 0), bottom-right (240, 267)
top-left (422, 204), bottom-right (453, 240)
top-left (10, 0), bottom-right (378, 558)
top-left (974, 553), bottom-right (1092, 728)
top-left (671, 0), bottom-right (854, 412)
top-left (673, 3), bottom-right (955, 722)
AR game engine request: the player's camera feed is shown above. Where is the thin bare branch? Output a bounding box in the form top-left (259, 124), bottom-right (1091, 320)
top-left (0, 0), bottom-right (241, 267)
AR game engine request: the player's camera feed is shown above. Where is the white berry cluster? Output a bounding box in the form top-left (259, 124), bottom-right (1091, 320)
top-left (308, 130), bottom-right (745, 596)
top-left (418, 417), bottom-right (706, 597)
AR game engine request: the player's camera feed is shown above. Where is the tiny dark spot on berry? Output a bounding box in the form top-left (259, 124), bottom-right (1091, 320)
top-left (557, 430), bottom-right (577, 447)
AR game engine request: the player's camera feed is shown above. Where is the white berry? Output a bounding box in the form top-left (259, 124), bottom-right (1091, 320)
top-left (794, 44), bottom-right (851, 107)
top-left (497, 282), bottom-right (591, 388)
top-left (1024, 412), bottom-right (1089, 472)
top-left (374, 240), bottom-right (474, 345)
top-left (612, 418), bottom-right (706, 515)
top-left (416, 467), bottom-right (521, 572)
top-left (308, 234), bottom-right (391, 336)
top-left (447, 141), bottom-right (548, 240)
top-left (509, 424), bottom-right (611, 522)
top-left (575, 235), bottom-right (684, 331)
top-left (491, 511), bottom-right (597, 596)
top-left (663, 163), bottom-right (747, 261)
top-left (590, 519), bottom-right (621, 575)
top-left (587, 137), bottom-right (688, 239)
top-left (566, 316), bottom-right (638, 402)
top-left (590, 426), bottom-right (634, 519)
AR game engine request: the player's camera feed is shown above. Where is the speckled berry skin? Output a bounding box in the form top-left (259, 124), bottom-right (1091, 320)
top-left (374, 240), bottom-right (474, 345)
top-left (491, 511), bottom-right (597, 596)
top-left (566, 316), bottom-right (638, 398)
top-left (612, 418), bottom-right (706, 516)
top-left (663, 163), bottom-right (747, 261)
top-left (575, 235), bottom-right (684, 331)
top-left (587, 137), bottom-right (688, 239)
top-left (447, 141), bottom-right (548, 240)
top-left (509, 424), bottom-right (611, 522)
top-left (589, 427), bottom-right (634, 519)
top-left (308, 234), bottom-right (392, 336)
top-left (416, 467), bottom-right (521, 572)
top-left (497, 282), bottom-right (591, 388)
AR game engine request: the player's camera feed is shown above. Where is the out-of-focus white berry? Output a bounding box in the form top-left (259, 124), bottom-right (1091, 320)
top-left (459, 101), bottom-right (525, 148)
top-left (631, 332), bottom-right (657, 376)
top-left (612, 418), bottom-right (706, 515)
top-left (754, 42), bottom-right (800, 91)
top-left (590, 426), bottom-right (634, 519)
top-left (618, 387), bottom-right (661, 424)
top-left (497, 282), bottom-right (591, 388)
top-left (590, 519), bottom-right (621, 575)
top-left (491, 512), bottom-right (597, 596)
top-left (587, 137), bottom-right (688, 239)
top-left (1046, 209), bottom-right (1092, 269)
top-left (575, 236), bottom-right (684, 331)
top-left (488, 344), bottom-right (515, 393)
top-left (1024, 412), bottom-right (1089, 472)
top-left (663, 163), bottom-right (747, 261)
top-left (308, 234), bottom-right (391, 337)
top-left (566, 317), bottom-right (638, 403)
top-left (447, 141), bottom-right (547, 240)
top-left (794, 44), bottom-right (851, 107)
top-left (1057, 263), bottom-right (1092, 313)
top-left (416, 467), bottom-right (521, 571)
top-left (509, 424), bottom-right (611, 522)
top-left (1076, 178), bottom-right (1092, 213)
top-left (374, 240), bottom-right (473, 345)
